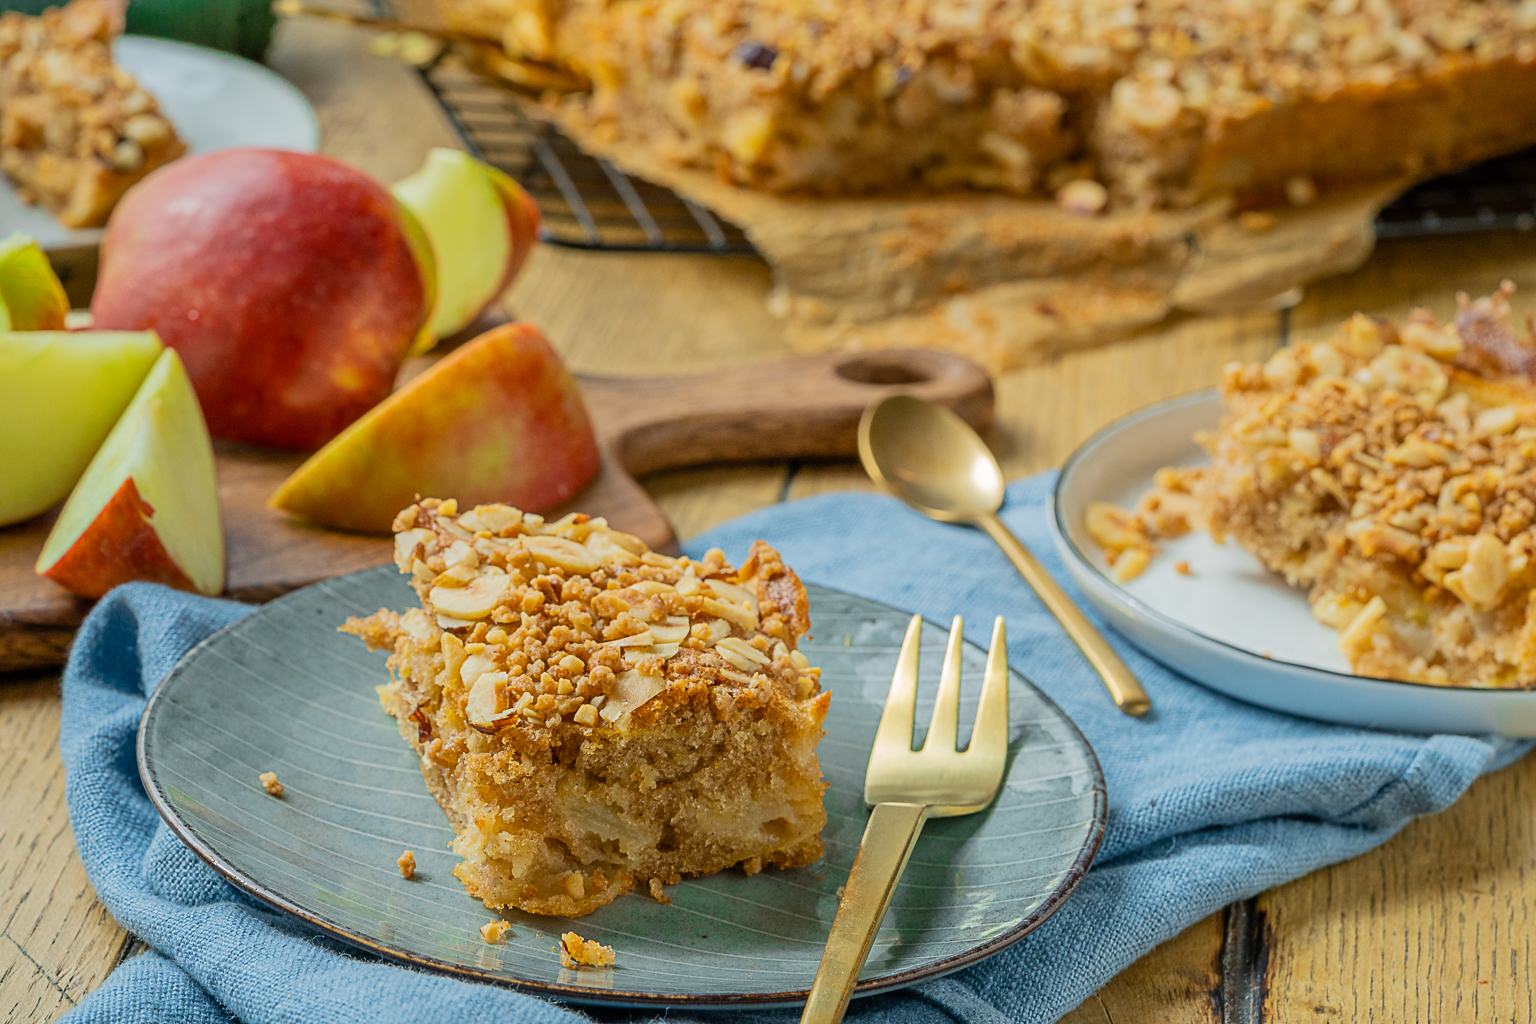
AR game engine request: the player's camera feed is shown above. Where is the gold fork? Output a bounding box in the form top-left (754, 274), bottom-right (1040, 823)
top-left (800, 614), bottom-right (1010, 1024)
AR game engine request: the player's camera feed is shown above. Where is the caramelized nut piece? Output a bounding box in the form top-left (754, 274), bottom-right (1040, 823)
top-left (1111, 546), bottom-right (1151, 582)
top-left (524, 535), bottom-right (600, 575)
top-left (466, 671), bottom-right (508, 729)
top-left (1446, 534), bottom-right (1508, 610)
top-left (430, 572), bottom-right (510, 619)
top-left (1056, 179), bottom-right (1107, 216)
top-left (1338, 595), bottom-right (1387, 653)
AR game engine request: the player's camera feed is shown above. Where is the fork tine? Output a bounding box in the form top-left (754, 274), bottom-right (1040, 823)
top-left (920, 616), bottom-right (965, 753)
top-left (871, 614), bottom-right (923, 756)
top-left (968, 618), bottom-right (1010, 779)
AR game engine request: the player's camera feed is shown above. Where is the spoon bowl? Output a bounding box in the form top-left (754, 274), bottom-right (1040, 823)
top-left (858, 395), bottom-right (1151, 717)
top-left (857, 395), bottom-right (1004, 522)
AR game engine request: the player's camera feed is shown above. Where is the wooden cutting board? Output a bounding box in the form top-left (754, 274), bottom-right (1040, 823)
top-left (0, 347), bottom-right (992, 672)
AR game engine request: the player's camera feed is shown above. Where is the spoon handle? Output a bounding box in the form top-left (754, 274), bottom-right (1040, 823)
top-left (976, 513), bottom-right (1151, 717)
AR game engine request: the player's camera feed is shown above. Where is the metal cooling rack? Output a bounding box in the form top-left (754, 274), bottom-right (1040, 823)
top-left (418, 53), bottom-right (755, 254)
top-left (1374, 147), bottom-right (1536, 238)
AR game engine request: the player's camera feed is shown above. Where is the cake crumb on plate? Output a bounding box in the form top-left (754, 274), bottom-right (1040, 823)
top-left (481, 919), bottom-right (510, 944)
top-left (258, 772), bottom-right (283, 797)
top-left (397, 850), bottom-right (416, 878)
top-left (559, 931), bottom-right (615, 968)
top-left (648, 877), bottom-right (670, 904)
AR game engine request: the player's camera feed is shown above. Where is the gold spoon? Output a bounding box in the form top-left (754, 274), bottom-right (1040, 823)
top-left (858, 395), bottom-right (1151, 717)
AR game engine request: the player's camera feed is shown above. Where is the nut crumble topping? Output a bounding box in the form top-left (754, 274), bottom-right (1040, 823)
top-left (0, 0), bottom-right (185, 227)
top-left (1088, 283), bottom-right (1536, 687)
top-left (258, 772), bottom-right (284, 797)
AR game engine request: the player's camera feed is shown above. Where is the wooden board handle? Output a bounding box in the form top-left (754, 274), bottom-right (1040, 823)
top-left (580, 349), bottom-right (994, 478)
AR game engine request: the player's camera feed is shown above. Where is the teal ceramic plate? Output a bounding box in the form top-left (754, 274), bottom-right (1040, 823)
top-left (138, 568), bottom-right (1105, 1007)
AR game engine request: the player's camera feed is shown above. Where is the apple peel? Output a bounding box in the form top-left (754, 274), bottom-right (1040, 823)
top-left (269, 322), bottom-right (600, 534)
top-left (36, 348), bottom-right (224, 598)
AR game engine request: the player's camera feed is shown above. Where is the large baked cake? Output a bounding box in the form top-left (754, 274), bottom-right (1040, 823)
top-left (439, 0), bottom-right (1536, 210)
top-left (345, 499), bottom-right (829, 916)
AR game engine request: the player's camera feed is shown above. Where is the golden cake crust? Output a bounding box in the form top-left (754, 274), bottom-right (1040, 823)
top-left (345, 499), bottom-right (829, 916)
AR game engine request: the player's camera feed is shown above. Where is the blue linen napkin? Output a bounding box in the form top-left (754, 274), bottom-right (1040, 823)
top-left (59, 473), bottom-right (1531, 1024)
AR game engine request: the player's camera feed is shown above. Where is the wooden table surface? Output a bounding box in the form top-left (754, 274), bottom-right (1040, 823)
top-left (6, 17), bottom-right (1536, 1023)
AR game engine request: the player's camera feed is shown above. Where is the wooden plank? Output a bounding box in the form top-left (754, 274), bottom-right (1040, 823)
top-left (1059, 912), bottom-right (1225, 1024)
top-left (508, 248), bottom-right (788, 376)
top-left (787, 308), bottom-right (1284, 501)
top-left (0, 676), bottom-right (128, 1021)
top-left (1291, 233), bottom-right (1536, 341)
top-left (1259, 752), bottom-right (1536, 1022)
top-left (646, 464), bottom-right (789, 543)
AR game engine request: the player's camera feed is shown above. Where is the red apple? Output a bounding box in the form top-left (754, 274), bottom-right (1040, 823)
top-left (90, 148), bottom-right (436, 450)
top-left (391, 148), bottom-right (542, 346)
top-left (269, 322), bottom-right (599, 534)
top-left (36, 348), bottom-right (223, 598)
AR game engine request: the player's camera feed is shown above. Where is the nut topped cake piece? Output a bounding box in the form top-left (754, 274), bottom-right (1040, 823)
top-left (1190, 283), bottom-right (1536, 687)
top-left (344, 499), bottom-right (829, 916)
top-left (0, 0), bottom-right (186, 228)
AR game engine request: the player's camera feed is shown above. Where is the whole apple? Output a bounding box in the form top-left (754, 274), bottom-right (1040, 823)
top-left (91, 149), bottom-right (435, 450)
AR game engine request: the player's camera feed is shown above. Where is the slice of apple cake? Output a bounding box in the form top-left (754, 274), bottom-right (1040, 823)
top-left (0, 0), bottom-right (186, 228)
top-left (344, 499), bottom-right (829, 916)
top-left (1144, 285), bottom-right (1536, 688)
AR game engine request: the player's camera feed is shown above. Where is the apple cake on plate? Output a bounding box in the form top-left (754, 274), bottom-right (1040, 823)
top-left (438, 0), bottom-right (1536, 210)
top-left (1088, 284), bottom-right (1536, 688)
top-left (0, 0), bottom-right (185, 228)
top-left (344, 498), bottom-right (829, 916)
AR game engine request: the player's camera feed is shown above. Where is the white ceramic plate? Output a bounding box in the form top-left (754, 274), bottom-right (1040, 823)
top-left (1, 35), bottom-right (320, 249)
top-left (1050, 389), bottom-right (1536, 736)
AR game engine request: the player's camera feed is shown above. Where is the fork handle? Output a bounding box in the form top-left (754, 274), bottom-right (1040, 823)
top-left (800, 802), bottom-right (930, 1024)
top-left (975, 512), bottom-right (1152, 717)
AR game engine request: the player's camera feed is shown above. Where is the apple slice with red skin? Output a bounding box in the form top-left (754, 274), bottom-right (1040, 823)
top-left (391, 148), bottom-right (541, 348)
top-left (36, 348), bottom-right (224, 598)
top-left (91, 149), bottom-right (436, 451)
top-left (270, 322), bottom-right (599, 534)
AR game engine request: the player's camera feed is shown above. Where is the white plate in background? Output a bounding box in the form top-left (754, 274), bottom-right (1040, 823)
top-left (1, 35), bottom-right (320, 249)
top-left (1049, 389), bottom-right (1536, 737)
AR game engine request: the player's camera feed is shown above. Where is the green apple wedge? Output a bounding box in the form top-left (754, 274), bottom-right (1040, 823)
top-left (36, 348), bottom-right (224, 599)
top-left (0, 330), bottom-right (164, 525)
top-left (0, 233), bottom-right (69, 331)
top-left (392, 148), bottom-right (541, 346)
